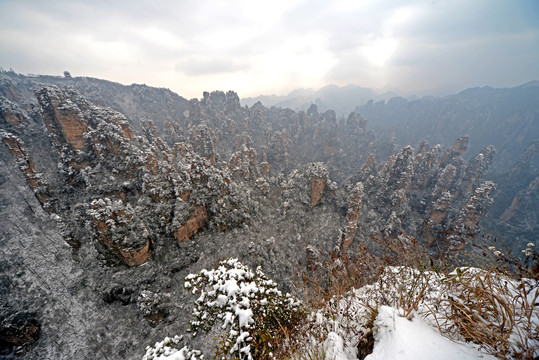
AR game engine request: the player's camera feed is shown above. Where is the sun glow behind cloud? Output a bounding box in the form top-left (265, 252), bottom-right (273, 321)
top-left (254, 32), bottom-right (338, 92)
top-left (360, 37), bottom-right (397, 67)
top-left (360, 6), bottom-right (417, 68)
top-left (137, 27), bottom-right (184, 49)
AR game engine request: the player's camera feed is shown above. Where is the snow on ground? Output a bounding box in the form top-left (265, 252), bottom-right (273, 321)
top-left (311, 266), bottom-right (538, 360)
top-left (322, 305), bottom-right (498, 360)
top-left (363, 306), bottom-right (497, 360)
top-left (142, 336), bottom-right (203, 360)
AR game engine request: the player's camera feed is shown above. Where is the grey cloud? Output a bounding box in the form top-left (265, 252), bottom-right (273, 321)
top-left (399, 33), bottom-right (538, 85)
top-left (0, 0), bottom-right (538, 96)
top-left (399, 1), bottom-right (539, 44)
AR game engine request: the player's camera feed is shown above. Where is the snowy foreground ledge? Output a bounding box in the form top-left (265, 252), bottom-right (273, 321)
top-left (310, 266), bottom-right (538, 360)
top-left (143, 261), bottom-right (539, 360)
top-left (325, 306), bottom-right (496, 360)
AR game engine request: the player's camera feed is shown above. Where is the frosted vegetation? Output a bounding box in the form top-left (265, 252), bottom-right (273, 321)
top-left (144, 251), bottom-right (538, 360)
top-left (144, 259), bottom-right (303, 359)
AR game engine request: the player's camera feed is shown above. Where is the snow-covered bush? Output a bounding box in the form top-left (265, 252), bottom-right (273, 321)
top-left (142, 336), bottom-right (203, 360)
top-left (184, 258), bottom-right (304, 359)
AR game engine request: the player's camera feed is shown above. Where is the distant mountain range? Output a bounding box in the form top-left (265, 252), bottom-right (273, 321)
top-left (241, 84), bottom-right (400, 117)
top-left (356, 81), bottom-right (539, 173)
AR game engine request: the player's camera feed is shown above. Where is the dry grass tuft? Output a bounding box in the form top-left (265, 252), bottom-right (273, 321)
top-left (442, 269), bottom-right (539, 359)
top-left (290, 232), bottom-right (538, 360)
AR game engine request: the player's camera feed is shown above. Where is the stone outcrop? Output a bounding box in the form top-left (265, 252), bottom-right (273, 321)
top-left (36, 86), bottom-right (89, 151)
top-left (458, 181), bottom-right (496, 228)
top-left (189, 124), bottom-right (218, 165)
top-left (1, 85), bottom-right (256, 267)
top-left (433, 165), bottom-right (457, 195)
top-left (429, 191), bottom-right (452, 224)
top-left (362, 153), bottom-right (375, 171)
top-left (499, 176), bottom-right (538, 224)
top-left (352, 137), bottom-right (498, 251)
top-left (500, 195), bottom-right (520, 223)
top-left (137, 290), bottom-right (167, 327)
top-left (341, 182), bottom-right (364, 251)
top-left (281, 162), bottom-right (332, 211)
top-left (508, 141), bottom-right (538, 179)
top-left (0, 78), bottom-right (19, 102)
top-left (229, 143), bottom-right (259, 180)
top-left (475, 140), bottom-right (538, 253)
top-left (0, 313), bottom-right (40, 348)
top-left (0, 131), bottom-right (50, 206)
top-left (438, 135), bottom-right (469, 166)
top-left (173, 92), bottom-right (376, 184)
top-left (461, 146), bottom-right (496, 194)
top-left (260, 161), bottom-right (270, 178)
top-left (89, 198), bottom-right (152, 266)
top-left (307, 162), bottom-right (329, 207)
top-left (0, 96), bottom-right (26, 128)
top-left (173, 205), bottom-right (208, 242)
top-left (310, 176), bottom-right (327, 207)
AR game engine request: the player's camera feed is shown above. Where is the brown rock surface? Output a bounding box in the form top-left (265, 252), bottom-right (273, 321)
top-left (459, 182), bottom-right (495, 228)
top-left (342, 183), bottom-right (364, 251)
top-left (174, 205), bottom-right (208, 242)
top-left (500, 195), bottom-right (520, 222)
top-left (1, 133), bottom-right (49, 205)
top-left (37, 87), bottom-right (88, 150)
top-left (438, 135), bottom-right (469, 165)
top-left (1, 108), bottom-right (24, 127)
top-left (429, 192), bottom-right (452, 224)
top-left (94, 219), bottom-right (151, 267)
top-left (310, 176), bottom-right (326, 207)
top-left (260, 161), bottom-right (270, 178)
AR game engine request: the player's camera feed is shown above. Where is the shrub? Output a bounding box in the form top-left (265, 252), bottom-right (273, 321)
top-left (142, 336), bottom-right (203, 360)
top-left (184, 258), bottom-right (304, 359)
top-left (440, 267), bottom-right (539, 359)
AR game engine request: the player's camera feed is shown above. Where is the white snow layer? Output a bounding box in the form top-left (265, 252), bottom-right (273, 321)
top-left (154, 347), bottom-right (194, 360)
top-left (314, 266), bottom-right (538, 360)
top-left (363, 306), bottom-right (497, 360)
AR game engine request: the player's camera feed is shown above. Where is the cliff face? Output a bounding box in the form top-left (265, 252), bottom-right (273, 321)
top-left (31, 85), bottom-right (257, 267)
top-left (0, 132), bottom-right (50, 206)
top-left (335, 138), bottom-right (498, 256)
top-left (483, 141), bottom-right (539, 253)
top-left (356, 83), bottom-right (538, 255)
top-left (0, 81), bottom-right (263, 358)
top-left (0, 71), bottom-right (532, 359)
top-left (178, 91), bottom-right (378, 184)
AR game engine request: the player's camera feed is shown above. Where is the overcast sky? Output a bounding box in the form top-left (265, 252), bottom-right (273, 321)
top-left (1, 0), bottom-right (538, 98)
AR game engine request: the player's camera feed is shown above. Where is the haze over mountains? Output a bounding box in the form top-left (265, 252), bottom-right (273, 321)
top-left (358, 81), bottom-right (539, 172)
top-left (241, 84), bottom-right (400, 117)
top-left (0, 70), bottom-right (537, 359)
top-left (244, 80), bottom-right (539, 174)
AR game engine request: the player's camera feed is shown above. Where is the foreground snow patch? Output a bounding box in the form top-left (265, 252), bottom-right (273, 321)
top-left (309, 266), bottom-right (537, 360)
top-left (364, 306), bottom-right (496, 360)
